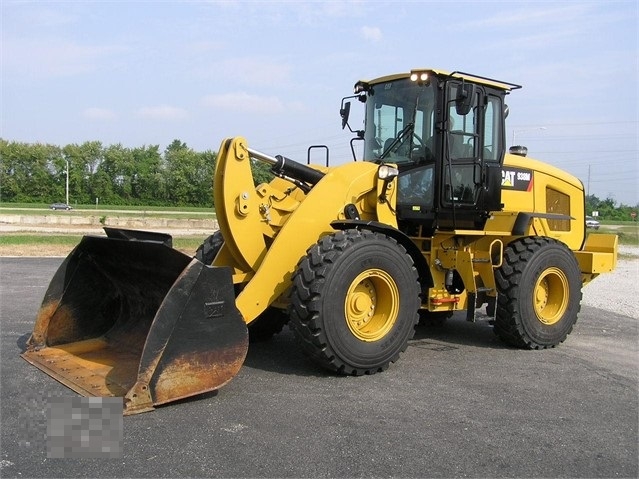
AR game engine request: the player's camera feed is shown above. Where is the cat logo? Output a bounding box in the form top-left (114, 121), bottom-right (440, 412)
top-left (502, 167), bottom-right (533, 191)
top-left (502, 171), bottom-right (514, 187)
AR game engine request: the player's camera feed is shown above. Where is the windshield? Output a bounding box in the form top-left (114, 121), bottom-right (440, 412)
top-left (362, 78), bottom-right (436, 166)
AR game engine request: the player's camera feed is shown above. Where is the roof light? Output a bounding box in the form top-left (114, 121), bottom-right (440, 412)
top-left (410, 70), bottom-right (432, 86)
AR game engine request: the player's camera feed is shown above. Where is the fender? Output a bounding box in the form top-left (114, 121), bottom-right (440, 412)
top-left (331, 219), bottom-right (433, 290)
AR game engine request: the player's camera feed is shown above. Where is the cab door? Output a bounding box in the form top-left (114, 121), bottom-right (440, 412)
top-left (443, 82), bottom-right (483, 208)
top-left (437, 81), bottom-right (504, 230)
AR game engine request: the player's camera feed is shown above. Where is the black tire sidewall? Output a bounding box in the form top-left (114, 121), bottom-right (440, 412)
top-left (318, 233), bottom-right (420, 370)
top-left (195, 231), bottom-right (224, 264)
top-left (513, 241), bottom-right (581, 347)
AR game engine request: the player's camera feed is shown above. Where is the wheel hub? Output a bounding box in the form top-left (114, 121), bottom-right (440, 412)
top-left (345, 270), bottom-right (399, 342)
top-left (534, 267), bottom-right (569, 325)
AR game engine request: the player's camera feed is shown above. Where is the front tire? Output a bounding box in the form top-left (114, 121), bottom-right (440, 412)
top-left (194, 231), bottom-right (224, 264)
top-left (494, 237), bottom-right (582, 349)
top-left (289, 229), bottom-right (421, 375)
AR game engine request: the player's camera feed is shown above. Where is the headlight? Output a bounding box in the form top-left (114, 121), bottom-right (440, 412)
top-left (378, 165), bottom-right (399, 180)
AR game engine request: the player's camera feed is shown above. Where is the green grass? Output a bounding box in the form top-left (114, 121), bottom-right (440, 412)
top-left (1, 202), bottom-right (211, 211)
top-left (0, 202), bottom-right (47, 209)
top-left (0, 234), bottom-right (83, 246)
top-left (0, 202), bottom-right (215, 216)
top-left (2, 203), bottom-right (636, 250)
top-left (173, 237), bottom-right (208, 252)
top-left (599, 224), bottom-right (639, 246)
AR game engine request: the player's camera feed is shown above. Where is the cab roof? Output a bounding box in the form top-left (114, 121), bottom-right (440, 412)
top-left (364, 69), bottom-right (522, 92)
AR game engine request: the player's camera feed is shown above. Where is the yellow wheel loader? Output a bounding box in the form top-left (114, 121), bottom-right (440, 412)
top-left (22, 68), bottom-right (618, 414)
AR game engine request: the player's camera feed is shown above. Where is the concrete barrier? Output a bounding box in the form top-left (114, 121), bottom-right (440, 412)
top-left (0, 214), bottom-right (218, 233)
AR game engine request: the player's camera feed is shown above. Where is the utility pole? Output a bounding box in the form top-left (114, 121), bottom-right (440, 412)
top-left (587, 164), bottom-right (591, 197)
top-left (66, 160), bottom-right (69, 206)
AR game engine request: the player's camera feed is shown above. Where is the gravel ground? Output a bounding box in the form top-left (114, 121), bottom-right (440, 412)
top-left (582, 244), bottom-right (639, 318)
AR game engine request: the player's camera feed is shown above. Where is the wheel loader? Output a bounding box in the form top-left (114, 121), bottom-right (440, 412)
top-left (22, 68), bottom-right (618, 415)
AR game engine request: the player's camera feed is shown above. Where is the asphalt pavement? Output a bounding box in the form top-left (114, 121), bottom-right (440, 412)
top-left (1, 257), bottom-right (637, 478)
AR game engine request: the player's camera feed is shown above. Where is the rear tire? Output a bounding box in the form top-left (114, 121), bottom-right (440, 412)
top-left (289, 229), bottom-right (421, 375)
top-left (494, 237), bottom-right (582, 349)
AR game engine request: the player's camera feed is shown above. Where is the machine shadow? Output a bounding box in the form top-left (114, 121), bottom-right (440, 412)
top-left (243, 312), bottom-right (510, 377)
top-left (242, 328), bottom-right (328, 377)
top-left (17, 311), bottom-right (509, 382)
top-left (411, 312), bottom-right (509, 350)
top-left (17, 332), bottom-right (30, 353)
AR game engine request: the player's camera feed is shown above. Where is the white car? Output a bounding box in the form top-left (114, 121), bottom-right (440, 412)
top-left (585, 216), bottom-right (600, 229)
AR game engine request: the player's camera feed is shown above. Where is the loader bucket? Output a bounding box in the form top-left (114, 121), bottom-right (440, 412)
top-left (21, 229), bottom-right (248, 415)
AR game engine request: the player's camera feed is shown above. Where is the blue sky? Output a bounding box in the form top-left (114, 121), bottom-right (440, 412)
top-left (2, 1), bottom-right (638, 206)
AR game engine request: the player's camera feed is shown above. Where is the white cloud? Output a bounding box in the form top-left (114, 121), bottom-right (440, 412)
top-left (2, 4), bottom-right (77, 31)
top-left (360, 26), bottom-right (382, 42)
top-left (187, 40), bottom-right (226, 54)
top-left (83, 108), bottom-right (117, 120)
top-left (26, 7), bottom-right (77, 28)
top-left (2, 38), bottom-right (127, 77)
top-left (202, 1), bottom-right (364, 26)
top-left (135, 105), bottom-right (188, 121)
top-left (204, 57), bottom-right (291, 86)
top-left (460, 4), bottom-right (591, 29)
top-left (202, 92), bottom-right (286, 113)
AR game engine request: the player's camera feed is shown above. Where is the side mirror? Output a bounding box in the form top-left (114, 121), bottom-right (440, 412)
top-left (455, 83), bottom-right (476, 116)
top-left (340, 101), bottom-right (351, 130)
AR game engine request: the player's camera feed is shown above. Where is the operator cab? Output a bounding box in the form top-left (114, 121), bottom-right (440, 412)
top-left (341, 69), bottom-right (521, 234)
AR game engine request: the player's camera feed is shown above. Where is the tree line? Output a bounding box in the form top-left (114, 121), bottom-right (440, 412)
top-left (0, 139), bottom-right (274, 207)
top-left (0, 138), bottom-right (636, 219)
top-left (585, 195), bottom-right (637, 222)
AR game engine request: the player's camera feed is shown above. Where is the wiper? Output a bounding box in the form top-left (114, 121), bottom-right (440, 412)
top-left (380, 122), bottom-right (415, 160)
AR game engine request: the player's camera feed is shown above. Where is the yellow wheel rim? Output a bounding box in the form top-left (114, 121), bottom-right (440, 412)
top-left (533, 267), bottom-right (569, 325)
top-left (344, 269), bottom-right (400, 342)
